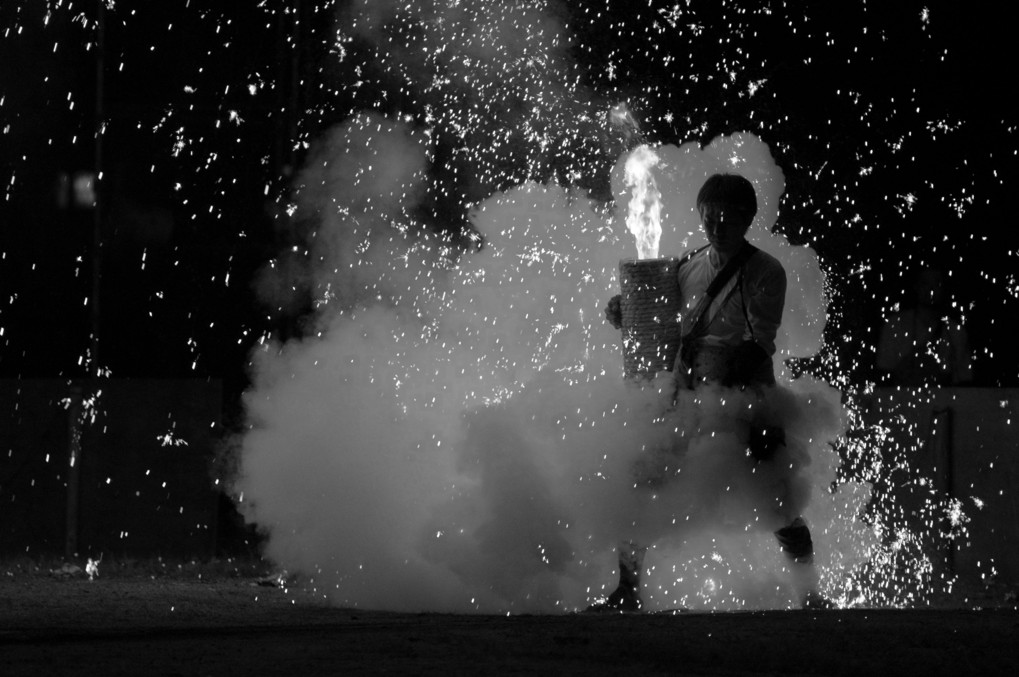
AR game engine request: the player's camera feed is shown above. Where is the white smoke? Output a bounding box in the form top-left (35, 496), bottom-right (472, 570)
top-left (233, 109), bottom-right (876, 611)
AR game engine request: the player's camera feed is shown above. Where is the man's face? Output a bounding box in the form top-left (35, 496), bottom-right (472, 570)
top-left (700, 203), bottom-right (752, 256)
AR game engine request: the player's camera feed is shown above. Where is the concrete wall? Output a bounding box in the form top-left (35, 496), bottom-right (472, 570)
top-left (3, 379), bottom-right (1016, 583)
top-left (0, 378), bottom-right (222, 558)
top-left (869, 387), bottom-right (1019, 584)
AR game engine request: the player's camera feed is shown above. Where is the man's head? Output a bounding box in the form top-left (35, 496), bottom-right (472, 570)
top-left (696, 173), bottom-right (757, 256)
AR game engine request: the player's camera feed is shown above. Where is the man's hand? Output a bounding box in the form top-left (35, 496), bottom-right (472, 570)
top-left (604, 295), bottom-right (622, 329)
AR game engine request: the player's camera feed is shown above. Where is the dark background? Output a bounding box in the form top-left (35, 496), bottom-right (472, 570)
top-left (1, 0), bottom-right (1016, 401)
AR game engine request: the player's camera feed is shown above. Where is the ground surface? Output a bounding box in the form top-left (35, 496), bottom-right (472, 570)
top-left (1, 560), bottom-right (1017, 676)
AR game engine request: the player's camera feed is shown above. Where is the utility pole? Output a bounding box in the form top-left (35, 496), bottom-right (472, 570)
top-left (67, 0), bottom-right (106, 559)
top-left (90, 0), bottom-right (105, 371)
top-left (275, 0), bottom-right (302, 182)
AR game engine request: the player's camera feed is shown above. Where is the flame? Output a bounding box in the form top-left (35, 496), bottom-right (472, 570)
top-left (624, 144), bottom-right (662, 259)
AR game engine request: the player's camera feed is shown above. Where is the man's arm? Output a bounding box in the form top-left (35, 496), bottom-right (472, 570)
top-left (744, 261), bottom-right (786, 356)
top-left (726, 259), bottom-right (785, 386)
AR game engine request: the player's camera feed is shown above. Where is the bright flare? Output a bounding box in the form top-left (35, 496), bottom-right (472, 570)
top-left (624, 145), bottom-right (663, 260)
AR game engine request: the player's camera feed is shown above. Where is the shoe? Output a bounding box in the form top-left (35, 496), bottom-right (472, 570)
top-left (606, 580), bottom-right (642, 611)
top-left (583, 542), bottom-right (645, 612)
top-left (584, 581), bottom-right (641, 613)
top-left (583, 555), bottom-right (643, 613)
top-left (801, 589), bottom-right (835, 610)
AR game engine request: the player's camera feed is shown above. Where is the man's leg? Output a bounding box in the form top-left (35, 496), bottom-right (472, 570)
top-left (775, 517), bottom-right (831, 608)
top-left (775, 516), bottom-right (813, 562)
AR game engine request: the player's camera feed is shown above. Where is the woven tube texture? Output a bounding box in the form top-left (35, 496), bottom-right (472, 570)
top-left (619, 257), bottom-right (681, 378)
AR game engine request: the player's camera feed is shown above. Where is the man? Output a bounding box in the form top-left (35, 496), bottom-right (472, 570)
top-left (601, 173), bottom-right (819, 610)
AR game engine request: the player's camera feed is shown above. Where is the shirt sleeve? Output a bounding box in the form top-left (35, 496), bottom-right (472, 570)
top-left (745, 258), bottom-right (786, 356)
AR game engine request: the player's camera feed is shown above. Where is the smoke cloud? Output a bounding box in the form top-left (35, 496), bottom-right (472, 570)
top-left (233, 103), bottom-right (875, 611)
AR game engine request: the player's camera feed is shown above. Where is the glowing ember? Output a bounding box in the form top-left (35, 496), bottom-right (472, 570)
top-left (86, 555), bottom-right (102, 581)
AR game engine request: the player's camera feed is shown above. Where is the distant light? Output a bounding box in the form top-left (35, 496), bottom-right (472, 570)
top-left (73, 172), bottom-right (97, 208)
top-left (56, 171), bottom-right (97, 209)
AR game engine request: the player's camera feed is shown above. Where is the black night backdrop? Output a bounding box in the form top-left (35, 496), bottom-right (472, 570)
top-left (3, 2), bottom-right (1016, 388)
top-left (1, 0), bottom-right (1018, 615)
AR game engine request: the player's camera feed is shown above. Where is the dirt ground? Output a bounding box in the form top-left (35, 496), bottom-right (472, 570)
top-left (2, 561), bottom-right (1017, 676)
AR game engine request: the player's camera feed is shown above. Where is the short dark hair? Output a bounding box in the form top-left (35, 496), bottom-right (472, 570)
top-left (696, 173), bottom-right (758, 222)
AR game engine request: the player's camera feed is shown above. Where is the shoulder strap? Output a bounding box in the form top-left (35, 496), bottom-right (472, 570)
top-left (705, 242), bottom-right (758, 300)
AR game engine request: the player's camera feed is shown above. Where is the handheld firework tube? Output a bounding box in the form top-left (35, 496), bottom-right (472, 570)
top-left (618, 257), bottom-right (682, 378)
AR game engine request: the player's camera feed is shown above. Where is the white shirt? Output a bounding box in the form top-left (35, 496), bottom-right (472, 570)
top-left (676, 245), bottom-right (786, 356)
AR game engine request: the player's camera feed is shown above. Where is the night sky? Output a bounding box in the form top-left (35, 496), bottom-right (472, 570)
top-left (2, 0), bottom-right (1017, 394)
